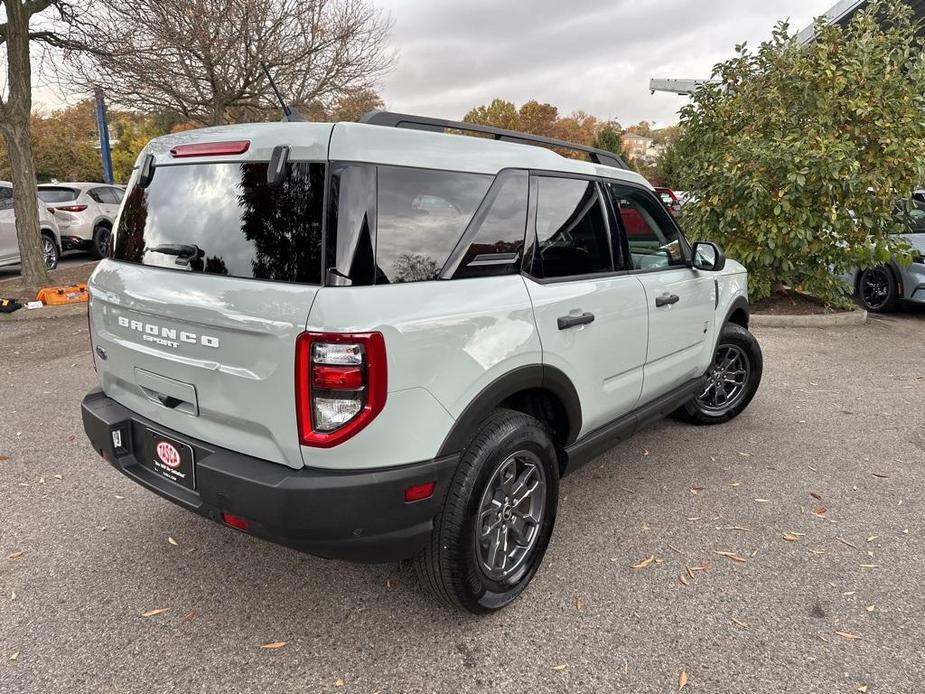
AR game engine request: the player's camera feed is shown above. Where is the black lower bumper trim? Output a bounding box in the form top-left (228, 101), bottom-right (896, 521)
top-left (81, 389), bottom-right (458, 562)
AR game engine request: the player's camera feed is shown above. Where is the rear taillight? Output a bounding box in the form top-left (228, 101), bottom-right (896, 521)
top-left (56, 204), bottom-right (88, 213)
top-left (295, 332), bottom-right (386, 448)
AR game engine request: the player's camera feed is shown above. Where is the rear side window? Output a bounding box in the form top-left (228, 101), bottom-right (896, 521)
top-left (113, 162), bottom-right (325, 284)
top-left (376, 166), bottom-right (492, 283)
top-left (87, 188), bottom-right (106, 203)
top-left (533, 177), bottom-right (612, 279)
top-left (37, 187), bottom-right (79, 203)
top-left (0, 187), bottom-right (12, 210)
top-left (449, 170), bottom-right (529, 280)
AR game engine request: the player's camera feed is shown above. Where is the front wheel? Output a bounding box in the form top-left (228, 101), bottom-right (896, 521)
top-left (415, 409), bottom-right (559, 614)
top-left (675, 323), bottom-right (763, 425)
top-left (858, 266), bottom-right (898, 313)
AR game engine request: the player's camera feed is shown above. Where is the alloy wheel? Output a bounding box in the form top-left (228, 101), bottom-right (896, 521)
top-left (860, 268), bottom-right (891, 310)
top-left (42, 237), bottom-right (57, 269)
top-left (696, 344), bottom-right (751, 414)
top-left (475, 451), bottom-right (547, 582)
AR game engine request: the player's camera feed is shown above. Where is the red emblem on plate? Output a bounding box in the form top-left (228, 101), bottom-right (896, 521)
top-left (156, 441), bottom-right (182, 469)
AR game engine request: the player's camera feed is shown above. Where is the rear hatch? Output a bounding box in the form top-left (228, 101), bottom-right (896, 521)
top-left (89, 124), bottom-right (332, 469)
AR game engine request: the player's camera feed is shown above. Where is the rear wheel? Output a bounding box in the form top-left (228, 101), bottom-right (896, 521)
top-left (415, 409), bottom-right (559, 614)
top-left (675, 323), bottom-right (762, 425)
top-left (858, 266), bottom-right (898, 313)
top-left (91, 225), bottom-right (112, 260)
top-left (41, 232), bottom-right (59, 270)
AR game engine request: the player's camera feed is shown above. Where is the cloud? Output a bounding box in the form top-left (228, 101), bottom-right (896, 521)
top-left (375, 0), bottom-right (838, 126)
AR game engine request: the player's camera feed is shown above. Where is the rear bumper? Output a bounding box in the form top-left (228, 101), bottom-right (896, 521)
top-left (81, 389), bottom-right (457, 562)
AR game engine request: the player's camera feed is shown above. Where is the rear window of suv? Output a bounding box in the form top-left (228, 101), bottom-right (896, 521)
top-left (38, 187), bottom-right (80, 203)
top-left (113, 162), bottom-right (325, 284)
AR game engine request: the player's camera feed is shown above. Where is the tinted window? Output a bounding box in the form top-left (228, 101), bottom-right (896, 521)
top-left (376, 166), bottom-right (492, 283)
top-left (534, 177), bottom-right (612, 278)
top-left (37, 187), bottom-right (79, 203)
top-left (113, 162), bottom-right (325, 283)
top-left (96, 187), bottom-right (122, 204)
top-left (109, 187), bottom-right (125, 203)
top-left (87, 188), bottom-right (107, 203)
top-left (326, 164), bottom-right (377, 286)
top-left (451, 171), bottom-right (528, 279)
top-left (0, 187), bottom-right (12, 211)
top-left (608, 184), bottom-right (687, 271)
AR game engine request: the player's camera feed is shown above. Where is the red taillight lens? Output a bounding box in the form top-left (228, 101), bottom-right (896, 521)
top-left (404, 481), bottom-right (436, 503)
top-left (295, 332), bottom-right (387, 448)
top-left (56, 204), bottom-right (88, 213)
top-left (170, 140), bottom-right (250, 158)
top-left (221, 512), bottom-right (249, 531)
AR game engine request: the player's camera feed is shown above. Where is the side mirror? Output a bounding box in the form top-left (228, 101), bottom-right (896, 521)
top-left (692, 241), bottom-right (726, 272)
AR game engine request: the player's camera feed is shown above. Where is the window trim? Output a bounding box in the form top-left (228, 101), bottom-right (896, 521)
top-left (522, 171), bottom-right (618, 283)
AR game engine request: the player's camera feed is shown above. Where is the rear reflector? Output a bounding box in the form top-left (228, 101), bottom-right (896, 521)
top-left (170, 140), bottom-right (251, 158)
top-left (404, 481), bottom-right (436, 503)
top-left (220, 512), bottom-right (249, 531)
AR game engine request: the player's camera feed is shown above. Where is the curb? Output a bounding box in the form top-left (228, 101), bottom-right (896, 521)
top-left (751, 309), bottom-right (867, 328)
top-left (0, 303), bottom-right (87, 322)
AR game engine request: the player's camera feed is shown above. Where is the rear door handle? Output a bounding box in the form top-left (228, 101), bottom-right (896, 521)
top-left (557, 312), bottom-right (595, 330)
top-left (655, 294), bottom-right (680, 308)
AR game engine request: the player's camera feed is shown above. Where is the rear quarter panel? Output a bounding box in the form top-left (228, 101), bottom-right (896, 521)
top-left (302, 276), bottom-right (542, 470)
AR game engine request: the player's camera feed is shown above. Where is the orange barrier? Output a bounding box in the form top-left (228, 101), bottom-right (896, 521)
top-left (36, 283), bottom-right (89, 306)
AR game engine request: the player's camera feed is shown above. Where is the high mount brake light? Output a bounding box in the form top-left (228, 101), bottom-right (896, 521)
top-left (169, 140), bottom-right (251, 158)
top-left (295, 332), bottom-right (387, 448)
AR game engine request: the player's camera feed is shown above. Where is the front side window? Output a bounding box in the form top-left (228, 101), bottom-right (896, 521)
top-left (0, 187), bottom-right (12, 211)
top-left (533, 177), bottom-right (612, 279)
top-left (113, 162), bottom-right (325, 284)
top-left (376, 166), bottom-right (492, 283)
top-left (608, 184), bottom-right (688, 271)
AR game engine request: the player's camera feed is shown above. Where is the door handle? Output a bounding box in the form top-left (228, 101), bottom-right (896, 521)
top-left (557, 312), bottom-right (595, 330)
top-left (655, 294), bottom-right (680, 308)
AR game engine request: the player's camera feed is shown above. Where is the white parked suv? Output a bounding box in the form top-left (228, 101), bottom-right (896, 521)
top-left (0, 181), bottom-right (61, 270)
top-left (38, 182), bottom-right (125, 259)
top-left (81, 112), bottom-right (762, 613)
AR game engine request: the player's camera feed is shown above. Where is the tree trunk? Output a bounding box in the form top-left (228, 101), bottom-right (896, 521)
top-left (1, 0), bottom-right (52, 293)
top-left (1, 122), bottom-right (51, 292)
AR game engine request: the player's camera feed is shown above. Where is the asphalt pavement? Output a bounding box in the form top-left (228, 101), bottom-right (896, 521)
top-left (1, 308), bottom-right (924, 693)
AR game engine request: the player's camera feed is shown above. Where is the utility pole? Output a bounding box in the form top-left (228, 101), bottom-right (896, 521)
top-left (94, 87), bottom-right (114, 184)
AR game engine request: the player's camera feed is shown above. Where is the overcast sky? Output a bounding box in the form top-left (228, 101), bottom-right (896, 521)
top-left (373, 0), bottom-right (838, 127)
top-left (32, 0), bottom-right (839, 126)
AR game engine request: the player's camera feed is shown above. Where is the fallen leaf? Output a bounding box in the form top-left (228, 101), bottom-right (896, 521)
top-left (860, 564), bottom-right (879, 569)
top-left (141, 608), bottom-right (169, 618)
top-left (631, 555), bottom-right (656, 569)
top-left (168, 537), bottom-right (178, 546)
top-left (690, 487), bottom-right (704, 495)
top-left (867, 536), bottom-right (878, 543)
top-left (335, 679), bottom-right (345, 688)
top-left (575, 597), bottom-right (583, 611)
top-left (737, 451), bottom-right (750, 457)
top-left (9, 652), bottom-right (18, 661)
top-left (838, 537), bottom-right (859, 550)
top-left (810, 492), bottom-right (822, 500)
top-left (261, 641), bottom-right (287, 650)
top-left (754, 499), bottom-right (770, 503)
top-left (714, 551), bottom-right (747, 563)
top-left (679, 574), bottom-right (689, 586)
top-left (180, 610), bottom-right (197, 624)
top-left (872, 473), bottom-right (889, 479)
top-left (814, 507), bottom-right (828, 517)
top-left (783, 533), bottom-right (800, 542)
top-left (835, 630), bottom-right (862, 640)
top-left (53, 474), bottom-right (62, 480)
top-left (114, 495), bottom-right (125, 500)
top-left (730, 616), bottom-right (749, 629)
top-left (858, 686), bottom-right (868, 693)
top-left (551, 664), bottom-right (567, 671)
top-left (8, 551), bottom-right (24, 560)
top-left (866, 605), bottom-right (875, 612)
top-left (642, 449), bottom-right (650, 457)
top-left (0, 455), bottom-right (9, 462)
top-left (679, 670), bottom-right (689, 690)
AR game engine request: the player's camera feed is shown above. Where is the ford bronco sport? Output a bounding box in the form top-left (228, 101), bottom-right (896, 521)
top-left (81, 112), bottom-right (762, 613)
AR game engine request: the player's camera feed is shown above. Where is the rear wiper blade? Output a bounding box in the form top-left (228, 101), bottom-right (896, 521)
top-left (145, 244), bottom-right (204, 267)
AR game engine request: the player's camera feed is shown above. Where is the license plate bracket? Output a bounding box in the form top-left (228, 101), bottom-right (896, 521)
top-left (141, 430), bottom-right (196, 490)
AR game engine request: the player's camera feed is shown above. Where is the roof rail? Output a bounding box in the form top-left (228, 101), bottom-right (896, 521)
top-left (359, 111), bottom-right (628, 170)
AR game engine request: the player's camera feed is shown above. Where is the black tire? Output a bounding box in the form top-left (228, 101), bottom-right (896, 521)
top-left (41, 232), bottom-right (59, 270)
top-left (415, 409), bottom-right (559, 614)
top-left (675, 323), bottom-right (763, 425)
top-left (857, 265), bottom-right (898, 313)
top-left (91, 225), bottom-right (112, 260)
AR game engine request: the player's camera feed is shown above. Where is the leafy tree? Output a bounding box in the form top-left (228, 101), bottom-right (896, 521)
top-left (592, 121), bottom-right (631, 163)
top-left (674, 0), bottom-right (925, 305)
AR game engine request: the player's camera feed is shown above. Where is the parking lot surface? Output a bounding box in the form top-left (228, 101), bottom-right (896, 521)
top-left (1, 309), bottom-right (924, 693)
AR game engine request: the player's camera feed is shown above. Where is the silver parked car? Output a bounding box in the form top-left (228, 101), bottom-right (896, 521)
top-left (0, 181), bottom-right (62, 270)
top-left (847, 199), bottom-right (925, 313)
top-left (37, 182), bottom-right (125, 259)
